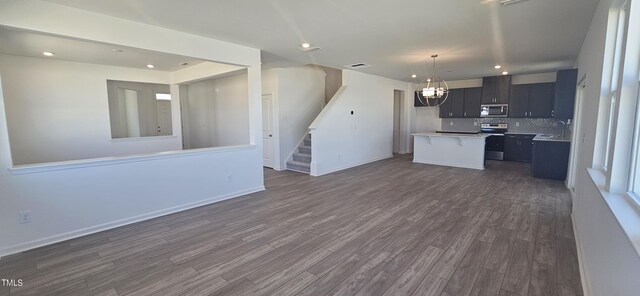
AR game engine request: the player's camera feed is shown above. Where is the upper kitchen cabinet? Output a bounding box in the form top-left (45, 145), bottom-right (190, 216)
top-left (439, 88), bottom-right (481, 118)
top-left (529, 83), bottom-right (555, 118)
top-left (463, 87), bottom-right (482, 118)
top-left (509, 84), bottom-right (530, 118)
top-left (481, 75), bottom-right (511, 104)
top-left (509, 83), bottom-right (554, 118)
top-left (553, 69), bottom-right (578, 119)
top-left (450, 89), bottom-right (465, 118)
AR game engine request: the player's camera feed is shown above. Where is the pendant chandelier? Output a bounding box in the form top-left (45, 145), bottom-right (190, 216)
top-left (416, 54), bottom-right (449, 107)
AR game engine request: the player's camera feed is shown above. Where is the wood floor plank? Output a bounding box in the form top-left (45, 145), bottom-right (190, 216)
top-left (444, 240), bottom-right (493, 296)
top-left (469, 268), bottom-right (505, 296)
top-left (502, 240), bottom-right (535, 296)
top-left (354, 270), bottom-right (397, 296)
top-left (383, 246), bottom-right (443, 296)
top-left (411, 274), bottom-right (448, 296)
top-left (327, 251), bottom-right (392, 296)
top-left (298, 253), bottom-right (367, 296)
top-left (484, 230), bottom-right (516, 273)
top-left (529, 261), bottom-right (557, 296)
top-left (269, 271), bottom-right (317, 296)
top-left (556, 238), bottom-right (583, 296)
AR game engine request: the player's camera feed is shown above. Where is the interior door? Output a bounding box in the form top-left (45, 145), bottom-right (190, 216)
top-left (262, 94), bottom-right (275, 168)
top-left (155, 96), bottom-right (173, 136)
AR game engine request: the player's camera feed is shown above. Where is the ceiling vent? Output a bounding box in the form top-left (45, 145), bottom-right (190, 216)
top-left (343, 63), bottom-right (371, 69)
top-left (500, 0), bottom-right (529, 6)
top-left (300, 46), bottom-right (322, 52)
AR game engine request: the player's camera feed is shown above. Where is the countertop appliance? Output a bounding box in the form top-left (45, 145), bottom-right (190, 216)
top-left (481, 123), bottom-right (508, 160)
top-left (480, 104), bottom-right (508, 117)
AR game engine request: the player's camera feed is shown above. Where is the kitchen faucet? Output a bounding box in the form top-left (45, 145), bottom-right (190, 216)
top-left (556, 120), bottom-right (567, 139)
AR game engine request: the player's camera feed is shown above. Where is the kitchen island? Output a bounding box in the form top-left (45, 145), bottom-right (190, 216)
top-left (412, 132), bottom-right (490, 170)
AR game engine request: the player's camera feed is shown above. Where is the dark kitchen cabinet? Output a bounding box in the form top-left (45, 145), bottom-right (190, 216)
top-left (508, 83), bottom-right (555, 118)
top-left (439, 89), bottom-right (464, 118)
top-left (532, 140), bottom-right (571, 180)
top-left (504, 134), bottom-right (536, 163)
top-left (509, 84), bottom-right (530, 118)
top-left (481, 76), bottom-right (511, 104)
top-left (554, 69), bottom-right (579, 119)
top-left (439, 93), bottom-right (452, 118)
top-left (463, 87), bottom-right (482, 118)
top-left (450, 89), bottom-right (465, 118)
top-left (529, 83), bottom-right (555, 118)
top-left (439, 88), bottom-right (482, 118)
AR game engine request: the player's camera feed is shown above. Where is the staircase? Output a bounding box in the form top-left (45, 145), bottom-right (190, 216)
top-left (286, 133), bottom-right (312, 174)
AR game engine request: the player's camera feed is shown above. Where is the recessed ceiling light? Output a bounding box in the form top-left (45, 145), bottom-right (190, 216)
top-left (113, 49), bottom-right (124, 53)
top-left (502, 71), bottom-right (509, 75)
top-left (494, 65), bottom-right (502, 69)
top-left (301, 43), bottom-right (311, 49)
top-left (42, 51), bottom-right (55, 57)
top-left (146, 64), bottom-right (155, 69)
top-left (411, 74), bottom-right (417, 78)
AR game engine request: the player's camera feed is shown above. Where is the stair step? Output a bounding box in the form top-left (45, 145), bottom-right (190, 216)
top-left (287, 160), bottom-right (310, 173)
top-left (305, 134), bottom-right (311, 140)
top-left (299, 145), bottom-right (311, 154)
top-left (304, 139), bottom-right (312, 146)
top-left (293, 153), bottom-right (312, 163)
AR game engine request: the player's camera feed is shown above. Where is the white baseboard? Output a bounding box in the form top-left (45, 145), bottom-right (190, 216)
top-left (0, 186), bottom-right (265, 258)
top-left (572, 213), bottom-right (592, 296)
top-left (311, 154), bottom-right (393, 176)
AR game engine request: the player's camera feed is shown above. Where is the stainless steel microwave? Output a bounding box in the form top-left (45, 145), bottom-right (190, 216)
top-left (481, 104), bottom-right (508, 117)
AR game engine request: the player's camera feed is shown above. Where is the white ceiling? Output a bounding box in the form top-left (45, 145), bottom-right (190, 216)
top-left (0, 27), bottom-right (205, 72)
top-left (43, 0), bottom-right (599, 81)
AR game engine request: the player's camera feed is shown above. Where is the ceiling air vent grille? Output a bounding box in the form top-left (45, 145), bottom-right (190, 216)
top-left (343, 63), bottom-right (371, 69)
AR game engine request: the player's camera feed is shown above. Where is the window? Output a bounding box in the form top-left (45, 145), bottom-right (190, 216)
top-left (596, 3), bottom-right (627, 172)
top-left (630, 81), bottom-right (640, 200)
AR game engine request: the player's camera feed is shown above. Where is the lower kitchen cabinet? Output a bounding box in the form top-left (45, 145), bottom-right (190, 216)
top-left (532, 140), bottom-right (571, 180)
top-left (504, 134), bottom-right (536, 163)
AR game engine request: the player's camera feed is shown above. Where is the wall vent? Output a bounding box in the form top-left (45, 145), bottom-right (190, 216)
top-left (300, 46), bottom-right (322, 52)
top-left (343, 63), bottom-right (371, 69)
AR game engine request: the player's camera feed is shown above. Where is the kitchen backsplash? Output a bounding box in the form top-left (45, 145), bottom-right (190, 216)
top-left (441, 118), bottom-right (573, 136)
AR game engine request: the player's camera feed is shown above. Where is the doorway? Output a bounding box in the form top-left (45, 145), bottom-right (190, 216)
top-left (262, 94), bottom-right (275, 168)
top-left (393, 90), bottom-right (403, 154)
top-left (567, 77), bottom-right (586, 193)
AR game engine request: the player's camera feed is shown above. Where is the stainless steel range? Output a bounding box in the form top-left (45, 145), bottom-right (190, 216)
top-left (481, 123), bottom-right (508, 160)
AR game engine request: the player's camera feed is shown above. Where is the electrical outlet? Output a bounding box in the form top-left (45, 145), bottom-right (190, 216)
top-left (473, 122), bottom-right (478, 126)
top-left (227, 174), bottom-right (233, 183)
top-left (450, 121), bottom-right (454, 126)
top-left (516, 122), bottom-right (520, 127)
top-left (19, 211), bottom-right (31, 224)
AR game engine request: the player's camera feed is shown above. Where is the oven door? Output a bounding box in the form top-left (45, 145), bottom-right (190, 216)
top-left (485, 135), bottom-right (505, 160)
top-left (481, 105), bottom-right (508, 117)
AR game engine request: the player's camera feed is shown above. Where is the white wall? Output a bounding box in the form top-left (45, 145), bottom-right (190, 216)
top-left (0, 1), bottom-right (263, 257)
top-left (571, 0), bottom-right (640, 294)
top-left (0, 54), bottom-right (182, 165)
top-left (310, 70), bottom-right (412, 176)
top-left (185, 73), bottom-right (250, 148)
top-left (317, 65), bottom-right (342, 103)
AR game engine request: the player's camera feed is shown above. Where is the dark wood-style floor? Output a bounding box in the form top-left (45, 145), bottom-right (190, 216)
top-left (0, 154), bottom-right (582, 296)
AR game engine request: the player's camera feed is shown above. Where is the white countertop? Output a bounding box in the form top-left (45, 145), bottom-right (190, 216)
top-left (412, 132), bottom-right (491, 139)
